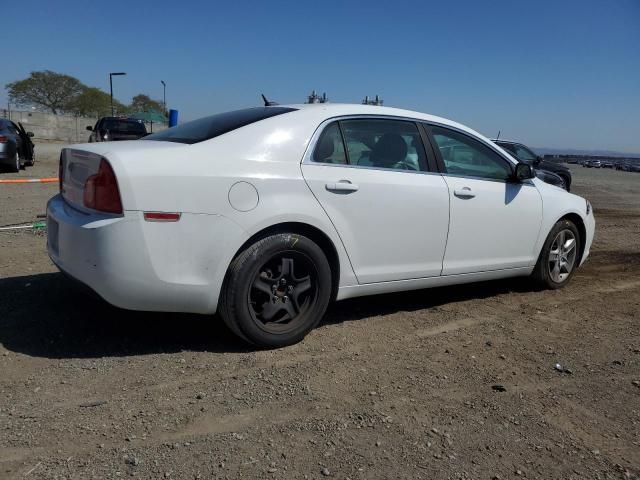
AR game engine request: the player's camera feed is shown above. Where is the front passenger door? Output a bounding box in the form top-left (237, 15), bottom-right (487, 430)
top-left (428, 125), bottom-right (543, 275)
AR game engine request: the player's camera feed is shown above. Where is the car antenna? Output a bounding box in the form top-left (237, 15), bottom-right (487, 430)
top-left (261, 94), bottom-right (279, 107)
top-left (496, 130), bottom-right (501, 140)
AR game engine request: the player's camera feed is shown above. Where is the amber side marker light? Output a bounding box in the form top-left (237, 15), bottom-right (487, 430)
top-left (143, 212), bottom-right (181, 222)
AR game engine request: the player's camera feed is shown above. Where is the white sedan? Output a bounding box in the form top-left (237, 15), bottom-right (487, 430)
top-left (47, 104), bottom-right (595, 347)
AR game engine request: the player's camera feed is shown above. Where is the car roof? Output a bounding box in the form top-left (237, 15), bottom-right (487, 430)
top-left (277, 103), bottom-right (486, 140)
top-left (490, 139), bottom-right (521, 145)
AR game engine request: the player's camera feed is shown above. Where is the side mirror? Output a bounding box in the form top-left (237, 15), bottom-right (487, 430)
top-left (515, 163), bottom-right (535, 181)
top-left (27, 131), bottom-right (34, 137)
top-left (86, 126), bottom-right (93, 131)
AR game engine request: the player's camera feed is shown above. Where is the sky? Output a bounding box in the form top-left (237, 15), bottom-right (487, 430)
top-left (1, 0), bottom-right (639, 153)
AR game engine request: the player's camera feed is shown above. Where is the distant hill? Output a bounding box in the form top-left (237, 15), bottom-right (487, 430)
top-left (532, 147), bottom-right (640, 158)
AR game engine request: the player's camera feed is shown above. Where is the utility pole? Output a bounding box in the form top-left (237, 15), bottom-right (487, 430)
top-left (161, 80), bottom-right (166, 114)
top-left (109, 72), bottom-right (127, 116)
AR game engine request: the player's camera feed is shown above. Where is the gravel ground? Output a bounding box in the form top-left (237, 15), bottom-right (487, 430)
top-left (0, 143), bottom-right (639, 479)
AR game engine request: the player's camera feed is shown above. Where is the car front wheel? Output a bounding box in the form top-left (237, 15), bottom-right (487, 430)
top-left (25, 152), bottom-right (35, 167)
top-left (531, 219), bottom-right (581, 289)
top-left (219, 233), bottom-right (332, 348)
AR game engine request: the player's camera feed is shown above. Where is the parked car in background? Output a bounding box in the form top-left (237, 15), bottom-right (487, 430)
top-left (614, 161), bottom-right (640, 172)
top-left (492, 139), bottom-right (572, 191)
top-left (48, 104), bottom-right (595, 347)
top-left (533, 169), bottom-right (568, 190)
top-left (584, 160), bottom-right (602, 168)
top-left (601, 161), bottom-right (614, 168)
top-left (615, 161), bottom-right (629, 171)
top-left (0, 118), bottom-right (35, 172)
top-left (87, 117), bottom-right (147, 142)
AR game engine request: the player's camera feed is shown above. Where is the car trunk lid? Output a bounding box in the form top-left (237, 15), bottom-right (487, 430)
top-left (59, 141), bottom-right (185, 212)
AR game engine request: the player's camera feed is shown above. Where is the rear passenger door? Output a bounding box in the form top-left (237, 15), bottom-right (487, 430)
top-left (301, 118), bottom-right (450, 284)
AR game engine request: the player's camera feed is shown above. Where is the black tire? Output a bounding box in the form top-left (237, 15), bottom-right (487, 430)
top-left (219, 233), bottom-right (332, 348)
top-left (10, 151), bottom-right (21, 173)
top-left (25, 152), bottom-right (35, 167)
top-left (531, 219), bottom-right (581, 289)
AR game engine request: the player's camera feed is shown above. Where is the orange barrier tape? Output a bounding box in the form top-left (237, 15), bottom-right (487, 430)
top-left (0, 177), bottom-right (58, 184)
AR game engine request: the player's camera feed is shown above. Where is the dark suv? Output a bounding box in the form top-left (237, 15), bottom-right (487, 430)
top-left (492, 140), bottom-right (572, 191)
top-left (87, 117), bottom-right (147, 142)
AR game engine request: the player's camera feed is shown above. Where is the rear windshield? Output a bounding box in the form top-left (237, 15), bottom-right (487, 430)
top-left (143, 107), bottom-right (297, 144)
top-left (103, 119), bottom-right (147, 134)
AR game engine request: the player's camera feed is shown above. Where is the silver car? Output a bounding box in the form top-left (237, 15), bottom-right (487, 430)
top-left (0, 118), bottom-right (35, 172)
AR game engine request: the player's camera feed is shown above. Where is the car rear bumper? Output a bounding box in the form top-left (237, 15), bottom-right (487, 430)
top-left (46, 194), bottom-right (245, 314)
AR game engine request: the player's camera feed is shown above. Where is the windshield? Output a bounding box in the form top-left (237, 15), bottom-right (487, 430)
top-left (497, 142), bottom-right (538, 163)
top-left (103, 119), bottom-right (147, 134)
top-left (143, 107), bottom-right (297, 144)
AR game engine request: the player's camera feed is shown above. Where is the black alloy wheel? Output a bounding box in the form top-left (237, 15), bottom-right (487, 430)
top-left (220, 233), bottom-right (332, 348)
top-left (248, 252), bottom-right (319, 333)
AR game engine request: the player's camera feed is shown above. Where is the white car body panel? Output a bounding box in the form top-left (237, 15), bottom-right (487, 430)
top-left (46, 104), bottom-right (595, 315)
top-left (441, 176), bottom-right (543, 275)
top-left (302, 164), bottom-right (450, 283)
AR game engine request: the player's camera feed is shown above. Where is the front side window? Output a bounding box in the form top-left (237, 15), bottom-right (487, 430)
top-left (431, 126), bottom-right (512, 181)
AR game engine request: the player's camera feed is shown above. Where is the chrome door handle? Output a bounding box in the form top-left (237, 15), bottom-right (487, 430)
top-left (326, 180), bottom-right (359, 192)
top-left (454, 187), bottom-right (475, 198)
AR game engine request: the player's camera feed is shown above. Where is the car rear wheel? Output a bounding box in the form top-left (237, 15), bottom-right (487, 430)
top-left (531, 219), bottom-right (580, 289)
top-left (10, 151), bottom-right (21, 172)
top-left (219, 233), bottom-right (332, 348)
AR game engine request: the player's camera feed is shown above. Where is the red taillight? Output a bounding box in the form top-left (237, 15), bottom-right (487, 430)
top-left (143, 212), bottom-right (181, 222)
top-left (83, 159), bottom-right (123, 214)
top-left (0, 135), bottom-right (8, 143)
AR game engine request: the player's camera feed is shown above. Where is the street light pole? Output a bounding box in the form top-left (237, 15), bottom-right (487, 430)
top-left (161, 80), bottom-right (166, 114)
top-left (109, 72), bottom-right (127, 116)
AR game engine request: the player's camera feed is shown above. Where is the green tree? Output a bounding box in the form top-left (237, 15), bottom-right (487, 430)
top-left (130, 94), bottom-right (165, 113)
top-left (68, 87), bottom-right (127, 117)
top-left (6, 70), bottom-right (85, 114)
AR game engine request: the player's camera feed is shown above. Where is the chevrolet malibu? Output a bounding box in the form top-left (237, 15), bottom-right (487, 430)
top-left (47, 104), bottom-right (595, 347)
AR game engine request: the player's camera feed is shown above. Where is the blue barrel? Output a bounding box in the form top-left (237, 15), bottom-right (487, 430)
top-left (169, 109), bottom-right (179, 127)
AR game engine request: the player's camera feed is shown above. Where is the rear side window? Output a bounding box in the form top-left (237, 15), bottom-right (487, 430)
top-left (313, 123), bottom-right (347, 164)
top-left (144, 107), bottom-right (297, 144)
top-left (312, 119), bottom-right (427, 172)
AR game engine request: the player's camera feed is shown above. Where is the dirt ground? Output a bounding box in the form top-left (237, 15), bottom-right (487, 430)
top-left (0, 143), bottom-right (638, 480)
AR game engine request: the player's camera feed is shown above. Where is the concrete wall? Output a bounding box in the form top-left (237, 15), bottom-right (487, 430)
top-left (1, 109), bottom-right (167, 143)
